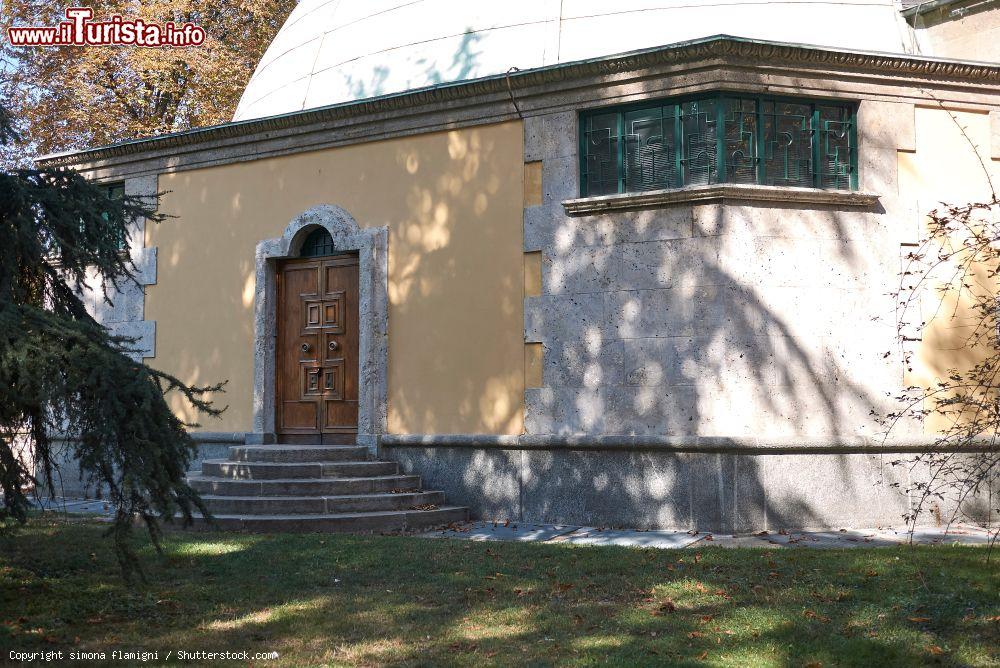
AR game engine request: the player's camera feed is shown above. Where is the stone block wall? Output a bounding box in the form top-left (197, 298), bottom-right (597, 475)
top-left (521, 101), bottom-right (919, 443)
top-left (82, 175), bottom-right (158, 360)
top-left (44, 175), bottom-right (160, 498)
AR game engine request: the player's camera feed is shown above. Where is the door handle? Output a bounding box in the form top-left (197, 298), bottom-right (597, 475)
top-left (329, 340), bottom-right (339, 351)
top-left (301, 343), bottom-right (311, 353)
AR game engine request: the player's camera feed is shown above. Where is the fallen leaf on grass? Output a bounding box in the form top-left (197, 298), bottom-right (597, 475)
top-left (804, 610), bottom-right (831, 623)
top-left (650, 600), bottom-right (676, 616)
top-left (688, 631), bottom-right (704, 639)
top-left (926, 645), bottom-right (944, 655)
top-left (908, 617), bottom-right (931, 623)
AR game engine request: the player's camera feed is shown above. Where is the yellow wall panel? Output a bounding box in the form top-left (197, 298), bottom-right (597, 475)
top-left (523, 251), bottom-right (542, 298)
top-left (523, 161), bottom-right (543, 207)
top-left (524, 342), bottom-right (543, 389)
top-left (897, 107), bottom-right (1000, 434)
top-left (148, 122), bottom-right (525, 435)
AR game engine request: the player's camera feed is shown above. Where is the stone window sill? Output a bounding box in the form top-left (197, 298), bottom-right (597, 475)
top-left (561, 183), bottom-right (880, 216)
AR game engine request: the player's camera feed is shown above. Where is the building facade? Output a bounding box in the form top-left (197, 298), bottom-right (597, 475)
top-left (41, 0), bottom-right (1000, 532)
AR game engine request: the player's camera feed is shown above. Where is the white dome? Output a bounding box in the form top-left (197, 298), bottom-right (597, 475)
top-left (234, 0), bottom-right (912, 121)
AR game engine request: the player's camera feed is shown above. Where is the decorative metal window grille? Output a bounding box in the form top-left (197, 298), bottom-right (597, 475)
top-left (580, 94), bottom-right (857, 196)
top-left (299, 227), bottom-right (336, 257)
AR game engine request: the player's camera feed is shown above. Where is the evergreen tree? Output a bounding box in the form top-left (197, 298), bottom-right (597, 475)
top-left (0, 104), bottom-right (224, 580)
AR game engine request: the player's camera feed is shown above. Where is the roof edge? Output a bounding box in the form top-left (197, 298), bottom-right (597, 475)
top-left (901, 0), bottom-right (964, 18)
top-left (35, 33), bottom-right (1000, 169)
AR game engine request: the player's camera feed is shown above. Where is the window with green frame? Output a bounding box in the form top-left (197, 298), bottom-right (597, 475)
top-left (102, 182), bottom-right (128, 250)
top-left (580, 93), bottom-right (857, 196)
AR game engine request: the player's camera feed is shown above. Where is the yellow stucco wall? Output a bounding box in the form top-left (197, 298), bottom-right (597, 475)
top-left (897, 107), bottom-right (1000, 433)
top-left (147, 122), bottom-right (525, 435)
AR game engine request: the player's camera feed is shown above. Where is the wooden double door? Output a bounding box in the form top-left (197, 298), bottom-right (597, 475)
top-left (276, 254), bottom-right (359, 443)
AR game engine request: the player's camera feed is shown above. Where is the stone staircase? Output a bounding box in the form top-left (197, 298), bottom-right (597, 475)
top-left (186, 443), bottom-right (468, 532)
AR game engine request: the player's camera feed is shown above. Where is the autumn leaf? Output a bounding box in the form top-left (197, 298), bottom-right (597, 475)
top-left (1, 1), bottom-right (298, 165)
top-left (926, 645), bottom-right (945, 655)
top-left (650, 600), bottom-right (676, 616)
top-left (804, 610), bottom-right (831, 623)
top-left (908, 617), bottom-right (931, 623)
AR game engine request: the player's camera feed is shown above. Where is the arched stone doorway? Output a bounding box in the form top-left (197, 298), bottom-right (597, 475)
top-left (250, 205), bottom-right (388, 451)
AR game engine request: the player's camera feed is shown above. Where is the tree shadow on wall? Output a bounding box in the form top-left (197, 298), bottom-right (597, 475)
top-left (340, 30), bottom-right (483, 100)
top-left (402, 198), bottom-right (930, 533)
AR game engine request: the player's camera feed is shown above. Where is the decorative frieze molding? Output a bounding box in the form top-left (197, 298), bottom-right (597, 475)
top-left (36, 35), bottom-right (1000, 170)
top-left (562, 183), bottom-right (881, 216)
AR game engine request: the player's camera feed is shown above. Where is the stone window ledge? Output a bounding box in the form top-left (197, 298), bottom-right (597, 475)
top-left (561, 183), bottom-right (880, 216)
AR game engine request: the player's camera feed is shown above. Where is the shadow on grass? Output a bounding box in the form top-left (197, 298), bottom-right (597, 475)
top-left (1, 519), bottom-right (997, 666)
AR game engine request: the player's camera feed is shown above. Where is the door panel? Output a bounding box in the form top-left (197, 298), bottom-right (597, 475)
top-left (276, 254), bottom-right (359, 441)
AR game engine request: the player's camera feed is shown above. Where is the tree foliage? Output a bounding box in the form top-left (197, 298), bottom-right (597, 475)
top-left (0, 103), bottom-right (224, 580)
top-left (0, 0), bottom-right (296, 166)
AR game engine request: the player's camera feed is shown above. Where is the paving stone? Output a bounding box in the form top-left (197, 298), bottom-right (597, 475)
top-left (552, 527), bottom-right (704, 548)
top-left (423, 521), bottom-right (579, 542)
top-left (37, 496), bottom-right (994, 548)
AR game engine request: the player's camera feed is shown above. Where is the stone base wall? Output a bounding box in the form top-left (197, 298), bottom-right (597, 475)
top-left (35, 438), bottom-right (235, 499)
top-left (385, 445), bottom-right (995, 533)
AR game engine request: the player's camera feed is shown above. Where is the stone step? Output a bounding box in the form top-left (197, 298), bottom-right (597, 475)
top-left (201, 460), bottom-right (396, 480)
top-left (188, 474), bottom-right (420, 497)
top-left (188, 506), bottom-right (469, 533)
top-left (229, 445), bottom-right (369, 463)
top-left (199, 491), bottom-right (446, 515)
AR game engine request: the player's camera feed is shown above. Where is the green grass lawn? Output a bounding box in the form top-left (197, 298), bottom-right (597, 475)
top-left (1, 517), bottom-right (997, 667)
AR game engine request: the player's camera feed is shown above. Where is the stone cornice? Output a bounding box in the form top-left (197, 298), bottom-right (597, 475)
top-left (36, 34), bottom-right (1000, 169)
top-left (562, 184), bottom-right (880, 215)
